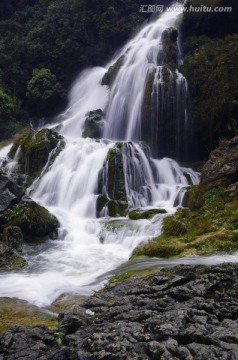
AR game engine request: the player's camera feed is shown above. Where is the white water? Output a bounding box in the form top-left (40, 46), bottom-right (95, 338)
top-left (0, 5), bottom-right (203, 307)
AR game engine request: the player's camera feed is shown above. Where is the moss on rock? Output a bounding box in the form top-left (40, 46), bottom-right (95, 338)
top-left (0, 242), bottom-right (27, 270)
top-left (131, 185), bottom-right (238, 259)
top-left (2, 200), bottom-right (59, 242)
top-left (8, 127), bottom-right (65, 186)
top-left (129, 208), bottom-right (167, 220)
top-left (161, 27), bottom-right (178, 71)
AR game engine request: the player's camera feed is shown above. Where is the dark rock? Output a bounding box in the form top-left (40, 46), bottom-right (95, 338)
top-left (0, 174), bottom-right (24, 214)
top-left (1, 226), bottom-right (23, 253)
top-left (200, 136), bottom-right (238, 191)
top-left (82, 109), bottom-right (104, 139)
top-left (2, 264), bottom-right (238, 358)
top-left (101, 56), bottom-right (124, 87)
top-left (0, 175), bottom-right (59, 242)
top-left (0, 242), bottom-right (27, 270)
top-left (161, 27), bottom-right (179, 71)
top-left (97, 142), bottom-right (129, 217)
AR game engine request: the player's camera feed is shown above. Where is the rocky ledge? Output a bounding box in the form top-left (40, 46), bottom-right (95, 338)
top-left (1, 263), bottom-right (238, 359)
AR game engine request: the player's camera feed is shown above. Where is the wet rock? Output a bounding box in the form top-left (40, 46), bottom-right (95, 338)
top-left (101, 56), bottom-right (124, 87)
top-left (129, 208), bottom-right (167, 220)
top-left (0, 174), bottom-right (24, 213)
top-left (97, 142), bottom-right (129, 217)
top-left (1, 226), bottom-right (23, 253)
top-left (82, 109), bottom-right (104, 139)
top-left (0, 242), bottom-right (27, 270)
top-left (8, 127), bottom-right (65, 186)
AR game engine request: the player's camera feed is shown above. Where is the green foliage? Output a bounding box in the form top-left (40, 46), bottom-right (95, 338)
top-left (0, 0), bottom-right (159, 138)
top-left (203, 187), bottom-right (223, 207)
top-left (5, 203), bottom-right (27, 222)
top-left (26, 68), bottom-right (65, 116)
top-left (162, 208), bottom-right (190, 236)
top-left (0, 89), bottom-right (21, 140)
top-left (53, 321), bottom-right (65, 345)
top-left (181, 34), bottom-right (238, 157)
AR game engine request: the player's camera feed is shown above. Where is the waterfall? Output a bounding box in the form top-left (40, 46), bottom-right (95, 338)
top-left (0, 4), bottom-right (200, 306)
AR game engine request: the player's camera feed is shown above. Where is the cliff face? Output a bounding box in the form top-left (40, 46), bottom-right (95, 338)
top-left (1, 263), bottom-right (238, 359)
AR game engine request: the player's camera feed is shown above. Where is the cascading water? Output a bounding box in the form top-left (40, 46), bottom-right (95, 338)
top-left (0, 4), bottom-right (203, 307)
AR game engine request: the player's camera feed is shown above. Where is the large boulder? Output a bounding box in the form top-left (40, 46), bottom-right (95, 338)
top-left (2, 197), bottom-right (59, 242)
top-left (8, 127), bottom-right (65, 186)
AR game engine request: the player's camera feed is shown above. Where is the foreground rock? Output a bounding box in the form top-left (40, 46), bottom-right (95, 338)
top-left (1, 264), bottom-right (238, 359)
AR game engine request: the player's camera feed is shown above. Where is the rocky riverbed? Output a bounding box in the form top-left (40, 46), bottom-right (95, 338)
top-left (1, 263), bottom-right (238, 359)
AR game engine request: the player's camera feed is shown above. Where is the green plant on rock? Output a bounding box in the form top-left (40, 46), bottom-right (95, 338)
top-left (5, 203), bottom-right (27, 222)
top-left (53, 322), bottom-right (65, 345)
top-left (215, 157), bottom-right (225, 167)
top-left (203, 187), bottom-right (223, 206)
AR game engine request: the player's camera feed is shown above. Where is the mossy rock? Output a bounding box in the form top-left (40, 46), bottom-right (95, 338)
top-left (108, 200), bottom-right (128, 217)
top-left (101, 143), bottom-right (127, 202)
top-left (128, 208), bottom-right (167, 220)
top-left (0, 297), bottom-right (57, 334)
top-left (0, 242), bottom-right (27, 270)
top-left (8, 127), bottom-right (65, 186)
top-left (96, 194), bottom-right (109, 217)
top-left (131, 190), bottom-right (238, 260)
top-left (102, 56), bottom-right (124, 87)
top-left (161, 27), bottom-right (178, 71)
top-left (82, 109), bottom-right (103, 139)
top-left (2, 200), bottom-right (59, 242)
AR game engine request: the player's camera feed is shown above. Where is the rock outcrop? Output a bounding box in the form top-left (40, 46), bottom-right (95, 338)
top-left (8, 127), bottom-right (65, 186)
top-left (199, 136), bottom-right (238, 192)
top-left (82, 109), bottom-right (104, 139)
top-left (1, 264), bottom-right (238, 359)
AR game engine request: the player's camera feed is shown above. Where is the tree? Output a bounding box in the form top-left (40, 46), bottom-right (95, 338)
top-left (26, 68), bottom-right (65, 117)
top-left (0, 89), bottom-right (20, 139)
